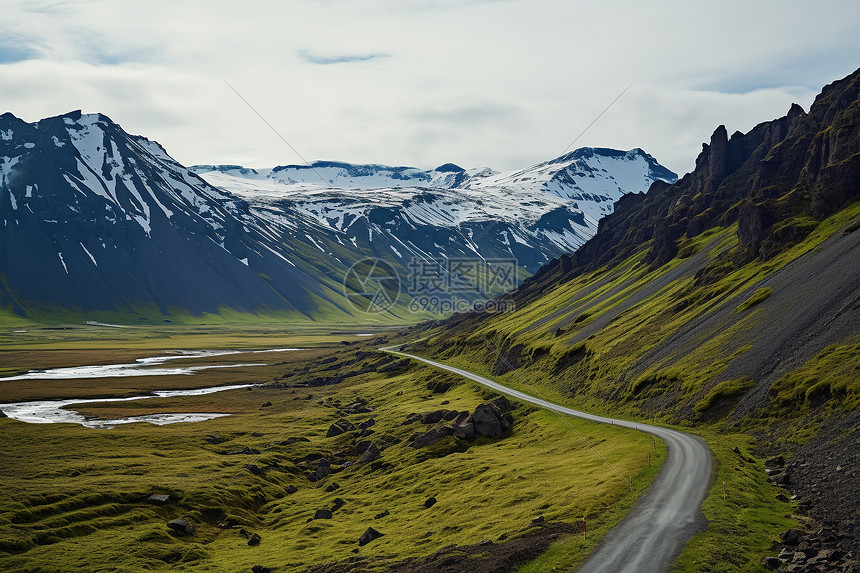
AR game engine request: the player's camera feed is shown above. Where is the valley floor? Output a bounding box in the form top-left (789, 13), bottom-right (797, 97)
top-left (0, 328), bottom-right (663, 573)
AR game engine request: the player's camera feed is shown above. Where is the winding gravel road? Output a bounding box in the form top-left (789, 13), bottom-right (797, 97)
top-left (384, 348), bottom-right (713, 573)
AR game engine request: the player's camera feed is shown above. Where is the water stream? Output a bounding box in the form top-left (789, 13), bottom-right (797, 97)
top-left (0, 349), bottom-right (298, 429)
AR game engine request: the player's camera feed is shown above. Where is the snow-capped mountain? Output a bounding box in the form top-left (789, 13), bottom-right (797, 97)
top-left (192, 148), bottom-right (677, 271)
top-left (0, 110), bottom-right (676, 321)
top-left (0, 111), bottom-right (359, 319)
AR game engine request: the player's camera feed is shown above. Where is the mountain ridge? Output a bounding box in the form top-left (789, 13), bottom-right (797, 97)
top-left (0, 111), bottom-right (676, 322)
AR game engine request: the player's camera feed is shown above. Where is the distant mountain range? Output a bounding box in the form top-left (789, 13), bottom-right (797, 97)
top-left (191, 148), bottom-right (676, 271)
top-left (0, 110), bottom-right (675, 322)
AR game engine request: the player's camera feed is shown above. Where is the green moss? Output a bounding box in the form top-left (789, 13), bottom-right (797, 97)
top-left (768, 338), bottom-right (860, 414)
top-left (694, 379), bottom-right (755, 415)
top-left (736, 287), bottom-right (772, 312)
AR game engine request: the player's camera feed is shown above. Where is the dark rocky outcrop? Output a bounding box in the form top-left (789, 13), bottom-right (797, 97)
top-left (326, 419), bottom-right (356, 438)
top-left (244, 464), bottom-right (266, 477)
top-left (358, 527), bottom-right (384, 547)
top-left (247, 533), bottom-right (262, 546)
top-left (359, 443), bottom-right (381, 464)
top-left (461, 67), bottom-right (860, 313)
top-left (412, 396), bottom-right (514, 447)
top-left (765, 522), bottom-right (858, 572)
top-left (343, 398), bottom-right (374, 414)
top-left (167, 518), bottom-right (195, 536)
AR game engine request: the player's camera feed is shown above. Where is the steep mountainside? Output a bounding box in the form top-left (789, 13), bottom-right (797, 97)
top-left (193, 148), bottom-right (676, 272)
top-left (413, 67), bottom-right (860, 568)
top-left (0, 111), bottom-right (372, 321)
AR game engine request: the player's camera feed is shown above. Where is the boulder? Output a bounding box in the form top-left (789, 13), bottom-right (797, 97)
top-left (316, 458), bottom-right (331, 480)
top-left (325, 482), bottom-right (341, 492)
top-left (167, 518), bottom-right (195, 536)
top-left (760, 556), bottom-right (782, 570)
top-left (450, 398), bottom-right (514, 441)
top-left (471, 404), bottom-right (504, 438)
top-left (359, 443), bottom-right (381, 464)
top-left (251, 566), bottom-right (271, 573)
top-left (358, 527), bottom-right (384, 547)
top-left (355, 440), bottom-right (372, 454)
top-left (358, 417), bottom-right (376, 430)
top-left (344, 399), bottom-right (374, 414)
top-left (247, 533), bottom-right (262, 546)
top-left (781, 528), bottom-right (806, 546)
top-left (285, 485), bottom-right (298, 494)
top-left (260, 401), bottom-right (272, 408)
top-left (374, 510), bottom-right (390, 519)
top-left (332, 498), bottom-right (346, 511)
top-left (421, 410), bottom-right (455, 424)
top-left (424, 497), bottom-right (437, 508)
top-left (244, 464), bottom-right (265, 476)
top-left (314, 509), bottom-right (333, 520)
top-left (146, 494), bottom-right (171, 505)
top-left (327, 419), bottom-right (356, 438)
top-left (453, 420), bottom-right (477, 441)
top-left (412, 426), bottom-right (454, 448)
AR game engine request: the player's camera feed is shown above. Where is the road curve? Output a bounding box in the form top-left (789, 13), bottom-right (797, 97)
top-left (383, 348), bottom-right (713, 573)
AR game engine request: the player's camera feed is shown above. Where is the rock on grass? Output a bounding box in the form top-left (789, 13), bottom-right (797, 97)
top-left (359, 527), bottom-right (383, 546)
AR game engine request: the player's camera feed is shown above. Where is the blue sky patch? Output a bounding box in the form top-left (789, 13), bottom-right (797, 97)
top-left (298, 50), bottom-right (389, 65)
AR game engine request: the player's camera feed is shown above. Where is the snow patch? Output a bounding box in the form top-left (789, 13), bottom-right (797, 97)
top-left (80, 243), bottom-right (97, 266)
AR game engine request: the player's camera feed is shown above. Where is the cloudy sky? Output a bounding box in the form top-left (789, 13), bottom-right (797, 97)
top-left (1, 0), bottom-right (859, 176)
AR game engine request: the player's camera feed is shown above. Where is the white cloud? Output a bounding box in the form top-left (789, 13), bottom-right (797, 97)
top-left (0, 0), bottom-right (858, 176)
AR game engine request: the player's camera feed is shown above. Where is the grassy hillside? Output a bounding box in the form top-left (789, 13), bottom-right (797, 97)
top-left (406, 198), bottom-right (860, 570)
